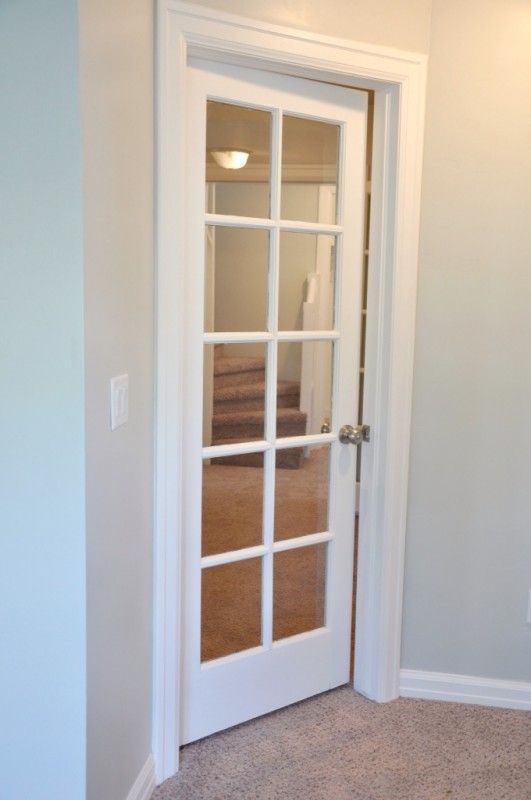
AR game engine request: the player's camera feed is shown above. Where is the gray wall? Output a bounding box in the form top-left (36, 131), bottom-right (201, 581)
top-left (0, 1), bottom-right (86, 798)
top-left (402, 0), bottom-right (531, 681)
top-left (78, 1), bottom-right (154, 798)
top-left (213, 182), bottom-right (320, 380)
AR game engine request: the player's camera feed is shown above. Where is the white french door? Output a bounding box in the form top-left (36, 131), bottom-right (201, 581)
top-left (181, 60), bottom-right (367, 744)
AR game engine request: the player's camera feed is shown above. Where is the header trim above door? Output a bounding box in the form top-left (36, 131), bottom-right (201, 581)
top-left (154, 0), bottom-right (427, 783)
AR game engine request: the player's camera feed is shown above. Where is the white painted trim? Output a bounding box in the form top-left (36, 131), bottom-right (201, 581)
top-left (202, 330), bottom-right (339, 343)
top-left (206, 163), bottom-right (338, 182)
top-left (400, 670), bottom-right (531, 711)
top-left (204, 212), bottom-right (342, 234)
top-left (169, 0), bottom-right (426, 66)
top-left (125, 755), bottom-right (156, 800)
top-left (155, 0), bottom-right (427, 782)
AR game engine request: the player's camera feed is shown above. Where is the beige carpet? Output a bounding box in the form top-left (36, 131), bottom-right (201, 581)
top-left (152, 687), bottom-right (531, 800)
top-left (201, 447), bottom-right (332, 661)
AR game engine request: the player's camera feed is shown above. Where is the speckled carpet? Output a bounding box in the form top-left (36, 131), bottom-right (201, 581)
top-left (201, 447), bottom-right (331, 660)
top-left (152, 687), bottom-right (530, 800)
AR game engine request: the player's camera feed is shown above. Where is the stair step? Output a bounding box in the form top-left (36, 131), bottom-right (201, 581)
top-left (213, 381), bottom-right (300, 413)
top-left (214, 355), bottom-right (265, 376)
top-left (213, 355), bottom-right (266, 389)
top-left (210, 350), bottom-right (305, 467)
top-left (214, 368), bottom-right (265, 390)
top-left (212, 408), bottom-right (306, 442)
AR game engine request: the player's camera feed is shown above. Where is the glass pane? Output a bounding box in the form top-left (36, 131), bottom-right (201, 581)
top-left (204, 226), bottom-right (269, 333)
top-left (201, 558), bottom-right (262, 661)
top-left (202, 453), bottom-right (264, 557)
top-left (279, 232), bottom-right (336, 331)
top-left (274, 444), bottom-right (330, 541)
top-left (276, 341), bottom-right (333, 438)
top-left (273, 544), bottom-right (327, 640)
top-left (203, 343), bottom-right (267, 447)
top-left (281, 115), bottom-right (339, 223)
top-left (206, 101), bottom-right (271, 218)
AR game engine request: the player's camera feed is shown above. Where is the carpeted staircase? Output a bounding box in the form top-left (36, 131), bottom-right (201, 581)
top-left (212, 348), bottom-right (307, 468)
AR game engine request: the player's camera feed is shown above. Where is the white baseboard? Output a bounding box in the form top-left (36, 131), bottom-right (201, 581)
top-left (400, 669), bottom-right (531, 711)
top-left (126, 754), bottom-right (156, 800)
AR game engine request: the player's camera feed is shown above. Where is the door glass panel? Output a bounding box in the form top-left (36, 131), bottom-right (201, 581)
top-left (279, 232), bottom-right (336, 331)
top-left (274, 444), bottom-right (330, 541)
top-left (273, 543), bottom-right (327, 640)
top-left (276, 341), bottom-right (333, 437)
top-left (202, 453), bottom-right (264, 557)
top-left (201, 558), bottom-right (262, 661)
top-left (281, 115), bottom-right (339, 223)
top-left (203, 343), bottom-right (267, 447)
top-left (204, 226), bottom-right (269, 333)
top-left (206, 101), bottom-right (271, 218)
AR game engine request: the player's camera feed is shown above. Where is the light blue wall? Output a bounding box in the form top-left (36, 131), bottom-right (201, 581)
top-left (0, 2), bottom-right (86, 798)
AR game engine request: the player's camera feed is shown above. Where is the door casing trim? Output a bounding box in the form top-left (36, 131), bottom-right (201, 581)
top-left (154, 0), bottom-right (427, 783)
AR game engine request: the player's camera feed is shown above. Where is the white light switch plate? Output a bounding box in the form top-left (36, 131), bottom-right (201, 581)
top-left (110, 374), bottom-right (129, 430)
top-left (527, 589), bottom-right (531, 624)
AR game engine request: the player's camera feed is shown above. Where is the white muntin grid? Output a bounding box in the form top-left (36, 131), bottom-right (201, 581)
top-left (200, 102), bottom-right (347, 662)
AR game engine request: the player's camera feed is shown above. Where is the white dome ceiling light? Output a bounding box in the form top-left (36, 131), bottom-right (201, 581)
top-left (210, 149), bottom-right (251, 170)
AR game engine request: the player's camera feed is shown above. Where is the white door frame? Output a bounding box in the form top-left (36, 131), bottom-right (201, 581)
top-left (154, 0), bottom-right (427, 783)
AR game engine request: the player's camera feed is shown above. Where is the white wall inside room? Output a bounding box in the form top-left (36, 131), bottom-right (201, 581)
top-left (211, 181), bottom-right (322, 382)
top-left (79, 0), bottom-right (154, 798)
top-left (402, 0), bottom-right (531, 682)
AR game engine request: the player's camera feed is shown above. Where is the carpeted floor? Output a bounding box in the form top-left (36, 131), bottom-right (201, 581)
top-left (201, 447), bottom-right (332, 660)
top-left (152, 687), bottom-right (531, 800)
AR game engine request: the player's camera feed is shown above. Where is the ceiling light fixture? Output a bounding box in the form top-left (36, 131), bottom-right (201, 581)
top-left (210, 149), bottom-right (251, 170)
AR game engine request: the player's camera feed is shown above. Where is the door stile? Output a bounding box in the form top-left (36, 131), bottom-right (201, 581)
top-left (261, 445), bottom-right (275, 650)
top-left (330, 105), bottom-right (368, 685)
top-left (261, 104), bottom-right (282, 651)
top-left (182, 86), bottom-right (209, 682)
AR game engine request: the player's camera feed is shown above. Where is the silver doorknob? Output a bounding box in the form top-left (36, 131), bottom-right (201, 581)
top-left (339, 424), bottom-right (371, 445)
